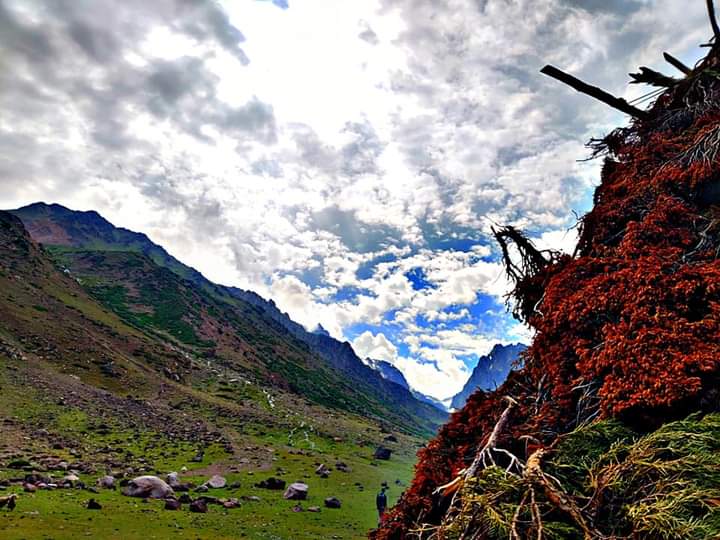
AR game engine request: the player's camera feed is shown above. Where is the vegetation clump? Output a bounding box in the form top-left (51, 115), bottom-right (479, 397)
top-left (372, 15), bottom-right (720, 540)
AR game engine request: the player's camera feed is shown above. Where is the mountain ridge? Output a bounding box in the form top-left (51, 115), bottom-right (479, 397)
top-left (449, 342), bottom-right (526, 410)
top-left (10, 202), bottom-right (445, 434)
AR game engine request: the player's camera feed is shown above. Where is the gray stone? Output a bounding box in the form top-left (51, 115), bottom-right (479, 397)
top-left (122, 476), bottom-right (174, 499)
top-left (283, 482), bottom-right (308, 500)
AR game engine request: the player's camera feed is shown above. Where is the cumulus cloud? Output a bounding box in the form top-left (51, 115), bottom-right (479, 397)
top-left (0, 0), bottom-right (711, 398)
top-left (352, 331), bottom-right (398, 362)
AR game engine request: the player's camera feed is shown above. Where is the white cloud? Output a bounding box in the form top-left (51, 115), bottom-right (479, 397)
top-left (0, 0), bottom-right (710, 399)
top-left (352, 331), bottom-right (398, 362)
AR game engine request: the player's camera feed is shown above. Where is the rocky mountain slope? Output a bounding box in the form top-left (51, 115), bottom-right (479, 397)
top-left (449, 343), bottom-right (526, 410)
top-left (10, 202), bottom-right (444, 435)
top-left (372, 31), bottom-right (720, 540)
top-left (365, 358), bottom-right (448, 412)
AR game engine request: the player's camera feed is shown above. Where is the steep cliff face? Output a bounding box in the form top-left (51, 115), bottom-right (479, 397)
top-left (450, 343), bottom-right (526, 410)
top-left (372, 41), bottom-right (720, 540)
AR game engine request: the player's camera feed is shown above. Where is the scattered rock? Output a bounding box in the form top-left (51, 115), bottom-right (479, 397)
top-left (166, 472), bottom-right (180, 487)
top-left (242, 495), bottom-right (261, 502)
top-left (62, 474), bottom-right (80, 487)
top-left (97, 475), bottom-right (115, 489)
top-left (122, 476), bottom-right (174, 499)
top-left (373, 447), bottom-right (392, 460)
top-left (178, 494), bottom-right (193, 504)
top-left (308, 505), bottom-right (321, 512)
top-left (335, 461), bottom-right (351, 473)
top-left (195, 484), bottom-right (208, 493)
top-left (164, 498), bottom-right (181, 510)
top-left (255, 477), bottom-right (286, 490)
top-left (383, 434), bottom-right (398, 443)
top-left (86, 498), bottom-right (102, 510)
top-left (207, 475), bottom-right (226, 489)
top-left (222, 499), bottom-right (240, 509)
top-left (283, 482), bottom-right (308, 500)
top-left (292, 504), bottom-right (303, 512)
top-left (23, 483), bottom-right (36, 493)
top-left (0, 494), bottom-right (17, 510)
top-left (189, 499), bottom-right (208, 513)
top-left (324, 497), bottom-right (341, 509)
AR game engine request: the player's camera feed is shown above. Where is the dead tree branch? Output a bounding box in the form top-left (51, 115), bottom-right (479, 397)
top-left (708, 0), bottom-right (720, 41)
top-left (541, 65), bottom-right (649, 119)
top-left (663, 52), bottom-right (692, 75)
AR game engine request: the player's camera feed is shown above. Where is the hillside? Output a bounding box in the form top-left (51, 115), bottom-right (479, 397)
top-left (11, 202), bottom-right (444, 435)
top-left (372, 27), bottom-right (720, 540)
top-left (0, 210), bottom-right (430, 539)
top-left (449, 343), bottom-right (526, 410)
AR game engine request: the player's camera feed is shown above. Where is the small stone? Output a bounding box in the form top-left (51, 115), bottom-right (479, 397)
top-left (255, 477), bottom-right (285, 490)
top-left (324, 497), bottom-right (341, 509)
top-left (207, 475), bottom-right (226, 489)
top-left (283, 482), bottom-right (308, 500)
top-left (97, 475), bottom-right (115, 489)
top-left (189, 499), bottom-right (208, 513)
top-left (308, 506), bottom-right (321, 512)
top-left (164, 498), bottom-right (181, 510)
top-left (86, 498), bottom-right (102, 510)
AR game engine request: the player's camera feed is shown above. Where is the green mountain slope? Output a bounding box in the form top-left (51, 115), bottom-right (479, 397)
top-left (10, 202), bottom-right (444, 435)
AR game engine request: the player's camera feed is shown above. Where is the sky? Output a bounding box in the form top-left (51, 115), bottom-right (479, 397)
top-left (0, 0), bottom-right (711, 401)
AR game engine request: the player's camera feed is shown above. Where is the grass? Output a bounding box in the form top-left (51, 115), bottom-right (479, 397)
top-left (0, 351), bottom-right (420, 540)
top-left (0, 436), bottom-right (415, 540)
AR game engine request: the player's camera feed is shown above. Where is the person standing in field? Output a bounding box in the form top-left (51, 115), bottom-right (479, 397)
top-left (376, 485), bottom-right (388, 524)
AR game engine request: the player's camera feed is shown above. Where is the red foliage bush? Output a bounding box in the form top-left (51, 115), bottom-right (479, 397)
top-left (372, 51), bottom-right (720, 539)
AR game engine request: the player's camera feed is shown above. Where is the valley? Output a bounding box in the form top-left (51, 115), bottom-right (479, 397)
top-left (0, 208), bottom-right (430, 539)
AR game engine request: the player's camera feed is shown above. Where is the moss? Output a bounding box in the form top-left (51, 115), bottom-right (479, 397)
top-left (426, 414), bottom-right (720, 540)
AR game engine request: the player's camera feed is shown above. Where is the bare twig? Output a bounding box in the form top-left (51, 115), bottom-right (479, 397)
top-left (708, 0), bottom-right (720, 41)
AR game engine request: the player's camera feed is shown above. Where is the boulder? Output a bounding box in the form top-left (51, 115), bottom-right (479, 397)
top-left (62, 474), bottom-right (80, 486)
top-left (207, 475), bottom-right (226, 489)
top-left (122, 476), bottom-right (174, 499)
top-left (255, 477), bottom-right (286, 490)
top-left (283, 482), bottom-right (308, 500)
top-left (166, 472), bottom-right (180, 487)
top-left (373, 447), bottom-right (392, 460)
top-left (189, 499), bottom-right (208, 513)
top-left (324, 497), bottom-right (341, 509)
top-left (97, 475), bottom-right (115, 489)
top-left (178, 494), bottom-right (193, 504)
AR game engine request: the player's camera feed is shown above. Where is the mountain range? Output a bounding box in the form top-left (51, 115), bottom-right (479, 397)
top-left (8, 202), bottom-right (446, 434)
top-left (449, 342), bottom-right (526, 410)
